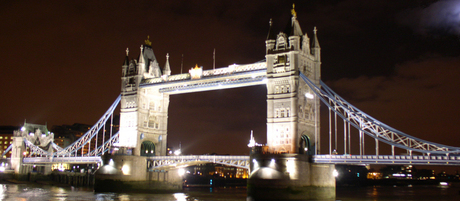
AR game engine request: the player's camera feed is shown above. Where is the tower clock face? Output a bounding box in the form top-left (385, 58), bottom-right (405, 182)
top-left (140, 133), bottom-right (144, 140)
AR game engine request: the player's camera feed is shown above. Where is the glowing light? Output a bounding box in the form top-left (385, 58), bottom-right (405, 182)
top-left (252, 159), bottom-right (259, 172)
top-left (108, 159), bottom-right (114, 166)
top-left (174, 149), bottom-right (181, 156)
top-left (21, 127), bottom-right (25, 131)
top-left (286, 160), bottom-right (295, 173)
top-left (305, 93), bottom-right (314, 99)
top-left (173, 193), bottom-right (188, 201)
top-left (392, 173), bottom-right (406, 177)
top-left (440, 182), bottom-right (448, 186)
top-left (178, 168), bottom-right (185, 176)
top-left (189, 65), bottom-right (203, 79)
top-left (333, 169), bottom-right (339, 177)
top-left (121, 164), bottom-right (130, 175)
top-left (0, 166), bottom-right (5, 172)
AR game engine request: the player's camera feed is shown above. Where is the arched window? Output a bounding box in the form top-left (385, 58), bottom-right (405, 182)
top-left (299, 135), bottom-right (311, 155)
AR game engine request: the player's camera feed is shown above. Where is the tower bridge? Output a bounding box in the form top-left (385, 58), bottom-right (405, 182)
top-left (4, 5), bottom-right (460, 200)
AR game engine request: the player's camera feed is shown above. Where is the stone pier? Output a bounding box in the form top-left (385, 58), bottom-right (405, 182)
top-left (247, 153), bottom-right (335, 201)
top-left (94, 154), bottom-right (183, 192)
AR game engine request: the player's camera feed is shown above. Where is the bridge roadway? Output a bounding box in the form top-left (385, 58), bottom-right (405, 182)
top-left (140, 62), bottom-right (267, 94)
top-left (21, 154), bottom-right (460, 168)
top-left (23, 156), bottom-right (102, 164)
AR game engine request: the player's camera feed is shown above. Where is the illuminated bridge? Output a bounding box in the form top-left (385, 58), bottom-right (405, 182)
top-left (4, 12), bottom-right (460, 174)
top-left (5, 69), bottom-right (460, 172)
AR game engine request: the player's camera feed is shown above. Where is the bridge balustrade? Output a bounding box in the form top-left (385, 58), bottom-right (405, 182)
top-left (313, 154), bottom-right (460, 165)
top-left (147, 155), bottom-right (250, 170)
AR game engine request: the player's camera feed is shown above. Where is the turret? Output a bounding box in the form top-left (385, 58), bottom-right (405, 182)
top-left (288, 4), bottom-right (303, 51)
top-left (266, 19), bottom-right (276, 53)
top-left (312, 27), bottom-right (321, 62)
top-left (122, 48), bottom-right (129, 77)
top-left (163, 53), bottom-right (171, 76)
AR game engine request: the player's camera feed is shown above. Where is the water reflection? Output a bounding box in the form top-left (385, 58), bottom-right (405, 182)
top-left (173, 193), bottom-right (188, 201)
top-left (0, 183), bottom-right (458, 200)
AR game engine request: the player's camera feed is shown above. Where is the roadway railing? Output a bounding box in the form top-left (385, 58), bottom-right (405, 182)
top-left (23, 156), bottom-right (102, 164)
top-left (147, 155), bottom-right (250, 170)
top-left (313, 155), bottom-right (460, 165)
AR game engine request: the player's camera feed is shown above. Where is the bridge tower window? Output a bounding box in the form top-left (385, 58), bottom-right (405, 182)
top-left (149, 115), bottom-right (158, 129)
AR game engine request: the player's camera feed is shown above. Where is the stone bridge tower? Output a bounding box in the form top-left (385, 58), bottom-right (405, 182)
top-left (249, 8), bottom-right (334, 201)
top-left (265, 9), bottom-right (321, 154)
top-left (119, 38), bottom-right (170, 156)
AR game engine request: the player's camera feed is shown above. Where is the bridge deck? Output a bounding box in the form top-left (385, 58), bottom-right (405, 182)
top-left (140, 62), bottom-right (267, 94)
top-left (19, 154), bottom-right (460, 168)
top-left (147, 154), bottom-right (460, 170)
top-left (313, 155), bottom-right (460, 165)
top-left (23, 156), bottom-right (102, 164)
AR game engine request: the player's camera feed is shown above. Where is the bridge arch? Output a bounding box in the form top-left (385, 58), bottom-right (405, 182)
top-left (299, 134), bottom-right (311, 155)
top-left (141, 140), bottom-right (155, 156)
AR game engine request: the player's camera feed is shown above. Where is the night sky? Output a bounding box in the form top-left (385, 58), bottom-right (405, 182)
top-left (2, 1), bottom-right (460, 159)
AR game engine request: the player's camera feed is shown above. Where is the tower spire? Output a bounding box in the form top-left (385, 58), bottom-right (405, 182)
top-left (163, 53), bottom-right (171, 76)
top-left (313, 27), bottom-right (320, 48)
top-left (267, 18), bottom-right (275, 40)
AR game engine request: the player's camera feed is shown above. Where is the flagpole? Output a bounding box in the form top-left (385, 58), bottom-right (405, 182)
top-left (213, 48), bottom-right (215, 70)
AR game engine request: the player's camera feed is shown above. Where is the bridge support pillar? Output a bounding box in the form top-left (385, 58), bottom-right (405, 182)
top-left (248, 154), bottom-right (335, 201)
top-left (11, 136), bottom-right (24, 174)
top-left (94, 154), bottom-right (182, 192)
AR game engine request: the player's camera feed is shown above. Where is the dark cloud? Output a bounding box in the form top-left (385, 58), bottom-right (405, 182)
top-left (398, 0), bottom-right (460, 35)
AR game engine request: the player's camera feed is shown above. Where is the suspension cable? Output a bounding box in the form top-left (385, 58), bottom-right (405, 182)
top-left (375, 138), bottom-right (379, 156)
top-left (359, 121), bottom-right (363, 155)
top-left (334, 112), bottom-right (337, 153)
top-left (328, 107), bottom-right (332, 155)
top-left (343, 118), bottom-right (347, 154)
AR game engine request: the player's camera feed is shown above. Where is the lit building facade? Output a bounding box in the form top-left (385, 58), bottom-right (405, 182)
top-left (0, 126), bottom-right (18, 158)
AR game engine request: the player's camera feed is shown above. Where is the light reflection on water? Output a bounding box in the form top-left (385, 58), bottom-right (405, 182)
top-left (0, 183), bottom-right (459, 200)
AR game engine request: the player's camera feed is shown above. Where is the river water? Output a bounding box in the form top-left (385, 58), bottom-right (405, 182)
top-left (0, 183), bottom-right (459, 200)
